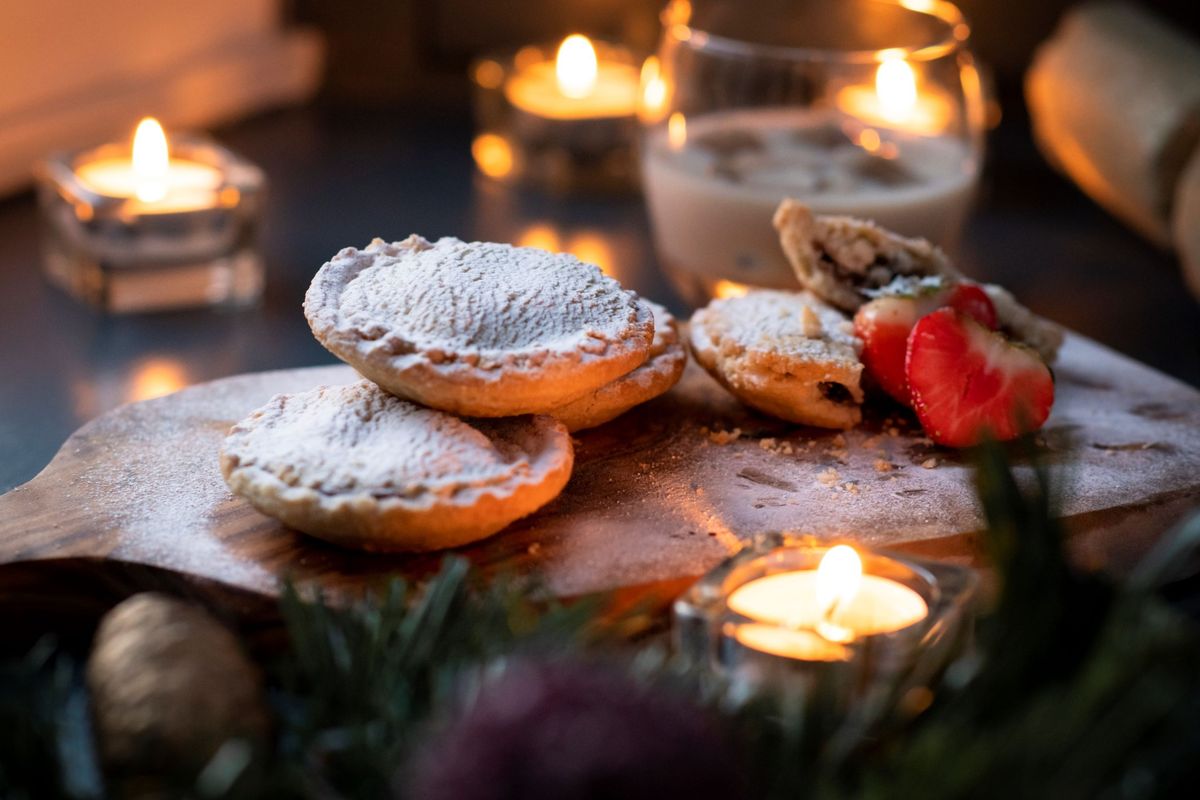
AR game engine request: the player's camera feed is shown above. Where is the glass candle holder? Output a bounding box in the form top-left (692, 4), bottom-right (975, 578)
top-left (640, 0), bottom-right (986, 305)
top-left (471, 36), bottom-right (641, 193)
top-left (674, 534), bottom-right (979, 710)
top-left (36, 134), bottom-right (266, 314)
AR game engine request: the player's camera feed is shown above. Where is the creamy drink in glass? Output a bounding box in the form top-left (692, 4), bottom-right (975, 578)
top-left (639, 0), bottom-right (985, 304)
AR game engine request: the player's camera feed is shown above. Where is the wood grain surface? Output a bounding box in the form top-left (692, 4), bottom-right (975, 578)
top-left (1, 333), bottom-right (1197, 603)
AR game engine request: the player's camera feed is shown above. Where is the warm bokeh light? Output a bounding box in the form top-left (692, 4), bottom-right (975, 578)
top-left (127, 357), bottom-right (189, 403)
top-left (857, 127), bottom-right (882, 153)
top-left (566, 232), bottom-right (615, 277)
top-left (639, 56), bottom-right (668, 122)
top-left (875, 57), bottom-right (918, 122)
top-left (132, 117), bottom-right (169, 202)
top-left (516, 223), bottom-right (560, 252)
top-left (472, 133), bottom-right (515, 179)
top-left (713, 279), bottom-right (749, 298)
top-left (667, 111), bottom-right (687, 150)
top-left (663, 0), bottom-right (693, 26)
top-left (473, 59), bottom-right (505, 90)
top-left (556, 34), bottom-right (598, 99)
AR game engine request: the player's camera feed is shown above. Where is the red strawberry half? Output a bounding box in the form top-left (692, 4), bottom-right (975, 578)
top-left (854, 281), bottom-right (997, 405)
top-left (906, 307), bottom-right (1054, 448)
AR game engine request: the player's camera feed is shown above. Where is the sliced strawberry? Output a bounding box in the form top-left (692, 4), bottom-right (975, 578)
top-left (906, 308), bottom-right (1054, 448)
top-left (945, 283), bottom-right (998, 330)
top-left (854, 281), bottom-right (997, 405)
top-left (855, 297), bottom-right (923, 404)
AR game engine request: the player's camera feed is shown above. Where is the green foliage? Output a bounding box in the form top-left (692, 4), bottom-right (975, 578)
top-left (262, 561), bottom-right (602, 798)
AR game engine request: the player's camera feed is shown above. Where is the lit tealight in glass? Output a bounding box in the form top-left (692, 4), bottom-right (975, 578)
top-left (727, 545), bottom-right (929, 661)
top-left (36, 117), bottom-right (265, 312)
top-left (74, 118), bottom-right (224, 213)
top-left (470, 34), bottom-right (641, 191)
top-left (835, 54), bottom-right (954, 137)
top-left (505, 34), bottom-right (639, 120)
top-left (673, 535), bottom-right (979, 703)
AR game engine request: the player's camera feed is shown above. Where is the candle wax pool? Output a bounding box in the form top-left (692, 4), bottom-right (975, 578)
top-left (505, 61), bottom-right (639, 120)
top-left (729, 570), bottom-right (929, 639)
top-left (75, 157), bottom-right (223, 214)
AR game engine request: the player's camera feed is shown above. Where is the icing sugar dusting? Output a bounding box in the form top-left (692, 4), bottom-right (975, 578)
top-left (222, 381), bottom-right (564, 498)
top-left (314, 237), bottom-right (648, 370)
top-left (76, 400), bottom-right (274, 591)
top-left (694, 290), bottom-right (861, 363)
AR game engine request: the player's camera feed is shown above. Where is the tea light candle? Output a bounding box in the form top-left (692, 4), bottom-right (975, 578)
top-left (674, 535), bottom-right (977, 710)
top-left (505, 34), bottom-right (639, 121)
top-left (471, 35), bottom-right (641, 191)
top-left (835, 55), bottom-right (955, 137)
top-left (35, 117), bottom-right (265, 313)
top-left (728, 545), bottom-right (929, 660)
top-left (74, 118), bottom-right (223, 213)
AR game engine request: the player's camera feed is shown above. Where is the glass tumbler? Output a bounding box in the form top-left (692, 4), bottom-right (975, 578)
top-left (639, 0), bottom-right (986, 305)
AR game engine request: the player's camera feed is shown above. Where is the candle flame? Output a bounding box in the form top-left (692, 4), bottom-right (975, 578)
top-left (875, 56), bottom-right (918, 122)
top-left (556, 34), bottom-right (598, 99)
top-left (816, 545), bottom-right (863, 620)
top-left (132, 117), bottom-right (169, 202)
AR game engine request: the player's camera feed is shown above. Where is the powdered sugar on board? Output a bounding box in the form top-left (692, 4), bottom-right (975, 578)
top-left (2, 334), bottom-right (1198, 598)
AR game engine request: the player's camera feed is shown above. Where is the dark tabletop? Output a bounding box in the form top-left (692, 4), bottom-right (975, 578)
top-left (0, 103), bottom-right (1197, 494)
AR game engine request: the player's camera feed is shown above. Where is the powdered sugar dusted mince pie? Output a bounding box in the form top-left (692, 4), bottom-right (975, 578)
top-left (690, 290), bottom-right (864, 429)
top-left (304, 236), bottom-right (655, 417)
top-left (549, 300), bottom-right (687, 432)
top-left (220, 381), bottom-right (574, 551)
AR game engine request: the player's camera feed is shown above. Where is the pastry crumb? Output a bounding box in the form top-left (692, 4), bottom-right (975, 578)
top-left (816, 467), bottom-right (840, 487)
top-left (758, 437), bottom-right (795, 455)
top-left (841, 481), bottom-right (860, 495)
top-left (800, 305), bottom-right (824, 338)
top-left (708, 427), bottom-right (742, 445)
top-left (873, 459), bottom-right (894, 473)
top-left (921, 457), bottom-right (939, 469)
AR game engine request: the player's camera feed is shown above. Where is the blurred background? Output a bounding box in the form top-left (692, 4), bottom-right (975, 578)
top-left (1, 0), bottom-right (1198, 493)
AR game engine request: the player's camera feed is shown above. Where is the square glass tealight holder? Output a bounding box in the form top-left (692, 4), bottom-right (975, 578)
top-left (35, 137), bottom-right (266, 314)
top-left (674, 534), bottom-right (979, 717)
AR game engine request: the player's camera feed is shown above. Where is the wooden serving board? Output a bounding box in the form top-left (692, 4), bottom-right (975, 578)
top-left (1, 333), bottom-right (1198, 602)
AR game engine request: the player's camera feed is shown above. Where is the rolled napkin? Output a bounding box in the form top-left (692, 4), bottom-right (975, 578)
top-left (1026, 1), bottom-right (1200, 298)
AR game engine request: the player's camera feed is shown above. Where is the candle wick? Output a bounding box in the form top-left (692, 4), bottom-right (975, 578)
top-left (816, 597), bottom-right (855, 644)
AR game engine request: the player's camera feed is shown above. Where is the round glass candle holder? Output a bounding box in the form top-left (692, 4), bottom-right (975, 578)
top-left (35, 136), bottom-right (266, 314)
top-left (640, 0), bottom-right (987, 305)
top-left (673, 534), bottom-right (979, 709)
top-left (470, 40), bottom-right (641, 193)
